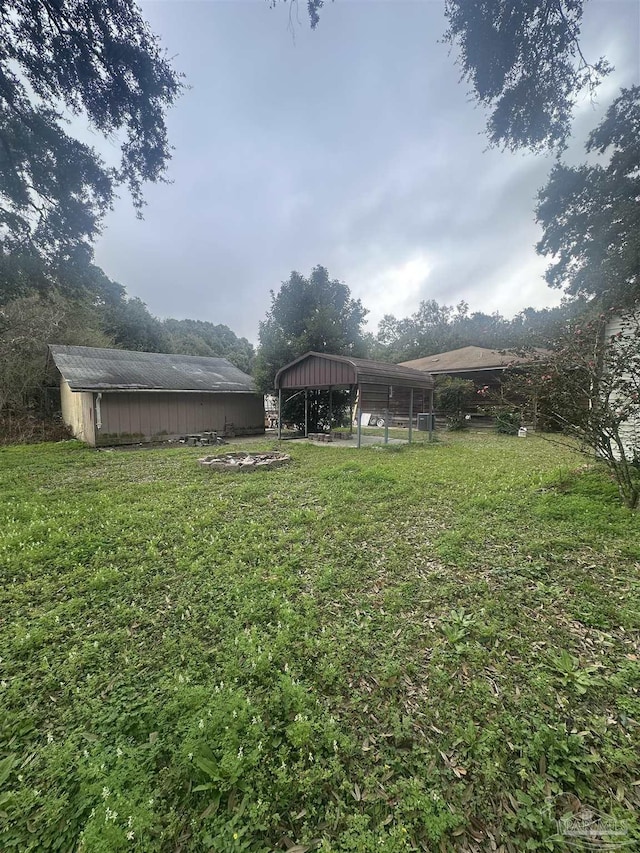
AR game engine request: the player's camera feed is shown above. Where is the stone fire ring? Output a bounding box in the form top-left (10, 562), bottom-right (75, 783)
top-left (197, 451), bottom-right (291, 471)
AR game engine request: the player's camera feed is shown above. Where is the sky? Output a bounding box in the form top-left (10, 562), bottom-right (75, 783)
top-left (91, 0), bottom-right (640, 343)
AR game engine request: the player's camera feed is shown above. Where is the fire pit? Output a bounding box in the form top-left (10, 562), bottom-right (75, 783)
top-left (197, 451), bottom-right (291, 471)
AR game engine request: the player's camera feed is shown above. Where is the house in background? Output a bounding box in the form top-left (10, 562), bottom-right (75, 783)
top-left (49, 345), bottom-right (265, 446)
top-left (400, 345), bottom-right (545, 428)
top-left (399, 345), bottom-right (541, 389)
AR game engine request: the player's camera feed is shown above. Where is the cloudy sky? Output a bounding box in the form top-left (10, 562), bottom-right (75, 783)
top-left (92, 0), bottom-right (640, 342)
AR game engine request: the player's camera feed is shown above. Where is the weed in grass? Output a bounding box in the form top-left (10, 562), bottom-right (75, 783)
top-left (0, 436), bottom-right (639, 850)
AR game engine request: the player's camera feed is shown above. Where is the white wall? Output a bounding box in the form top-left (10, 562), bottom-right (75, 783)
top-left (604, 313), bottom-right (640, 460)
top-left (60, 380), bottom-right (95, 445)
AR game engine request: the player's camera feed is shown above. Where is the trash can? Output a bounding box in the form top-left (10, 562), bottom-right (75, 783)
top-left (417, 413), bottom-right (433, 432)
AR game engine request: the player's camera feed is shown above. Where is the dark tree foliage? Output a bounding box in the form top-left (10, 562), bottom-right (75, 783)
top-left (254, 265), bottom-right (367, 394)
top-left (100, 295), bottom-right (170, 353)
top-left (537, 85), bottom-right (640, 308)
top-left (269, 0), bottom-right (327, 30)
top-left (276, 0), bottom-right (609, 152)
top-left (443, 1), bottom-right (609, 151)
top-left (163, 318), bottom-right (255, 373)
top-left (0, 0), bottom-right (183, 268)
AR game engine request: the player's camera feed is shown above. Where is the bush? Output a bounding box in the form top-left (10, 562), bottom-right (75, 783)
top-left (495, 411), bottom-right (521, 435)
top-left (446, 415), bottom-right (469, 431)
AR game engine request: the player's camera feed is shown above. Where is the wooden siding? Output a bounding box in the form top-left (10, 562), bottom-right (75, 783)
top-left (93, 392), bottom-right (264, 446)
top-left (605, 313), bottom-right (640, 459)
top-left (360, 385), bottom-right (428, 418)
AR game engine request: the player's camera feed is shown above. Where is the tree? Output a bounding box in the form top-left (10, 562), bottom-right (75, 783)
top-left (371, 298), bottom-right (556, 363)
top-left (506, 309), bottom-right (640, 509)
top-left (0, 0), bottom-right (182, 277)
top-left (277, 0), bottom-right (609, 152)
top-left (0, 290), bottom-right (112, 415)
top-left (163, 318), bottom-right (255, 373)
top-left (536, 86), bottom-right (640, 308)
top-left (254, 266), bottom-right (367, 431)
top-left (254, 265), bottom-right (367, 392)
top-left (101, 296), bottom-right (171, 354)
top-left (443, 0), bottom-right (609, 152)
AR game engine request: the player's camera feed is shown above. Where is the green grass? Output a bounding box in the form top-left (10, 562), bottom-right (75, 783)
top-left (0, 434), bottom-right (639, 851)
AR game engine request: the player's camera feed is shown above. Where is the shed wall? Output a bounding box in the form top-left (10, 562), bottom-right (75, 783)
top-left (60, 380), bottom-right (95, 445)
top-left (96, 392), bottom-right (264, 445)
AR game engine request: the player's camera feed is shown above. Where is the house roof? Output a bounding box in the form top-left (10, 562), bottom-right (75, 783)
top-left (49, 345), bottom-right (257, 393)
top-left (275, 351), bottom-right (434, 390)
top-left (399, 345), bottom-right (542, 374)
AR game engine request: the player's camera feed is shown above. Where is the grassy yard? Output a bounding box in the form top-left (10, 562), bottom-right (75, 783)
top-left (0, 434), bottom-right (638, 852)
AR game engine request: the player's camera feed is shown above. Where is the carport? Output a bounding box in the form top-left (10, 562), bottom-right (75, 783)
top-left (274, 352), bottom-right (435, 447)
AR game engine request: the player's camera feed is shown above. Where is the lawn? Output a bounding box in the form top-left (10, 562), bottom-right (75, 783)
top-left (0, 434), bottom-right (638, 852)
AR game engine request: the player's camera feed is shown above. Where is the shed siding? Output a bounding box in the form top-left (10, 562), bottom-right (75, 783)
top-left (605, 313), bottom-right (640, 459)
top-left (60, 380), bottom-right (95, 445)
top-left (96, 392), bottom-right (264, 445)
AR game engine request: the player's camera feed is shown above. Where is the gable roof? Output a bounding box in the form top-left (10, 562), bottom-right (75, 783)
top-left (49, 345), bottom-right (257, 393)
top-left (399, 345), bottom-right (542, 374)
top-left (275, 351), bottom-right (434, 389)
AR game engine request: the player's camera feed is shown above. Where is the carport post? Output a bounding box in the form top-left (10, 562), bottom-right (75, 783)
top-left (384, 385), bottom-right (390, 444)
top-left (408, 387), bottom-right (414, 445)
top-left (328, 385), bottom-right (333, 433)
top-left (349, 385), bottom-right (353, 436)
top-left (428, 387), bottom-right (434, 442)
top-left (304, 389), bottom-right (309, 437)
top-left (356, 384), bottom-right (362, 448)
top-left (277, 388), bottom-right (282, 441)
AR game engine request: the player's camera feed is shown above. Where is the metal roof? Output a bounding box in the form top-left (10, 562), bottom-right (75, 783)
top-left (400, 345), bottom-right (544, 374)
top-left (275, 351), bottom-right (434, 390)
top-left (49, 345), bottom-right (257, 393)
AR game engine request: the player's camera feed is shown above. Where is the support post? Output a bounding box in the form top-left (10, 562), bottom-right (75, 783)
top-left (328, 385), bottom-right (333, 434)
top-left (384, 386), bottom-right (390, 444)
top-left (278, 388), bottom-right (282, 441)
top-left (428, 388), bottom-right (434, 442)
top-left (349, 385), bottom-right (353, 436)
top-left (357, 384), bottom-right (362, 448)
top-left (304, 389), bottom-right (309, 438)
top-left (408, 387), bottom-right (414, 445)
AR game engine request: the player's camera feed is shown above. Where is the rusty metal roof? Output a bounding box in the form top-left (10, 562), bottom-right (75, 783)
top-left (49, 345), bottom-right (257, 392)
top-left (275, 351), bottom-right (434, 389)
top-left (400, 346), bottom-right (544, 374)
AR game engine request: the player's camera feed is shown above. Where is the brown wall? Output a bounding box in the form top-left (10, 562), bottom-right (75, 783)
top-left (94, 391), bottom-right (264, 445)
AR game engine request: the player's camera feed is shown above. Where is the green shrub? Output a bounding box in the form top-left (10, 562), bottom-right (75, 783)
top-left (495, 410), bottom-right (521, 434)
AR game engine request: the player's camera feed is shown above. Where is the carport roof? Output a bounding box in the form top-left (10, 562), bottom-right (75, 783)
top-left (49, 345), bottom-right (257, 392)
top-left (275, 351), bottom-right (434, 390)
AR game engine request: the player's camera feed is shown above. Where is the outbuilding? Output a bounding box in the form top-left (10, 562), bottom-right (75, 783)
top-left (49, 345), bottom-right (265, 446)
top-left (275, 351), bottom-right (434, 446)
